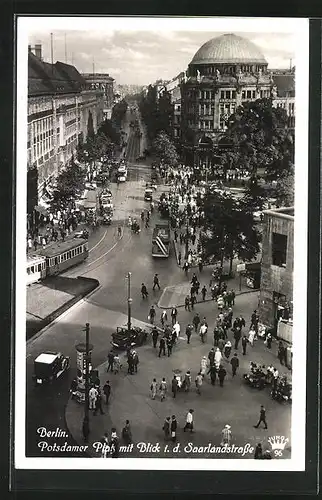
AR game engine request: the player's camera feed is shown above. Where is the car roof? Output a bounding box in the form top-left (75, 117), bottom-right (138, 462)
top-left (35, 352), bottom-right (60, 364)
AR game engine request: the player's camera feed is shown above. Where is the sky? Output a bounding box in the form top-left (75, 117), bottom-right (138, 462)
top-left (27, 23), bottom-right (296, 86)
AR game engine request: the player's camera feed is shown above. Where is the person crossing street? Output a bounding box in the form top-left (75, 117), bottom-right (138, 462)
top-left (153, 273), bottom-right (161, 291)
top-left (149, 305), bottom-right (156, 324)
top-left (151, 326), bottom-right (159, 348)
top-left (141, 283), bottom-right (148, 299)
top-left (254, 405), bottom-right (268, 429)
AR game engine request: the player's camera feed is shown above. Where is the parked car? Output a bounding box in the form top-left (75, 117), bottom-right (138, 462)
top-left (33, 352), bottom-right (70, 386)
top-left (111, 326), bottom-right (148, 350)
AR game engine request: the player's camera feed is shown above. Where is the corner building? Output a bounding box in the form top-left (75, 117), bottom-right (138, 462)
top-left (259, 208), bottom-right (294, 343)
top-left (180, 33), bottom-right (274, 165)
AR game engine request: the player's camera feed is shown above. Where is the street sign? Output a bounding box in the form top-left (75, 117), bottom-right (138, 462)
top-left (236, 263), bottom-right (246, 272)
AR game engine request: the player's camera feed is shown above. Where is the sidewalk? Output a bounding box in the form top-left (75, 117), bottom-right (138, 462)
top-left (65, 291), bottom-right (292, 459)
top-left (26, 276), bottom-right (99, 340)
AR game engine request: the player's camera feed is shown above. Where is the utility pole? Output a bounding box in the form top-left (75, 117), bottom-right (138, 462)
top-left (126, 272), bottom-right (132, 333)
top-left (83, 322), bottom-right (90, 442)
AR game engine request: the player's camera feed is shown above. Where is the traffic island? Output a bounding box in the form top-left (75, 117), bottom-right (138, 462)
top-left (65, 317), bottom-right (291, 459)
top-left (26, 276), bottom-right (100, 340)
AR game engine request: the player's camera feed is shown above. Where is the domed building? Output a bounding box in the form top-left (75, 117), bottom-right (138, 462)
top-left (180, 33), bottom-right (275, 165)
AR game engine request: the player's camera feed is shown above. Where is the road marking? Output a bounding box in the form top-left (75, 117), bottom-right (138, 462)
top-left (89, 229), bottom-right (107, 253)
top-left (85, 238), bottom-right (119, 267)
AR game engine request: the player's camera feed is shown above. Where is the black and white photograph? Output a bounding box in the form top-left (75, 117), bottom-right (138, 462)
top-left (15, 16), bottom-right (309, 471)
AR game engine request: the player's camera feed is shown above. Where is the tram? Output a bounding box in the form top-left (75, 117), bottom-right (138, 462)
top-left (27, 238), bottom-right (89, 283)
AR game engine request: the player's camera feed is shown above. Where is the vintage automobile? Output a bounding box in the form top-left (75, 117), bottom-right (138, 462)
top-left (144, 188), bottom-right (153, 202)
top-left (33, 351), bottom-right (70, 386)
top-left (102, 214), bottom-right (112, 225)
top-left (111, 326), bottom-right (148, 351)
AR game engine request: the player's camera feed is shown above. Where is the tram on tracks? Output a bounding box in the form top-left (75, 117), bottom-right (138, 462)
top-left (27, 238), bottom-right (89, 284)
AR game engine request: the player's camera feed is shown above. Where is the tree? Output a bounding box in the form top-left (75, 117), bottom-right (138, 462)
top-left (224, 98), bottom-right (294, 180)
top-left (111, 99), bottom-right (128, 128)
top-left (50, 161), bottom-right (86, 210)
top-left (200, 191), bottom-right (261, 274)
top-left (98, 119), bottom-right (121, 146)
top-left (152, 132), bottom-right (179, 167)
top-left (272, 169), bottom-right (295, 206)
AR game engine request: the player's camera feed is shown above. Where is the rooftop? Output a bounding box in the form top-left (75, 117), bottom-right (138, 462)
top-left (190, 33), bottom-right (267, 66)
top-left (263, 207), bottom-right (294, 219)
top-left (32, 237), bottom-right (87, 258)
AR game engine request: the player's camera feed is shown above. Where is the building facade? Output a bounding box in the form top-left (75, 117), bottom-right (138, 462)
top-left (82, 73), bottom-right (114, 119)
top-left (179, 33), bottom-right (295, 166)
top-left (259, 207), bottom-right (294, 342)
top-left (271, 72), bottom-right (295, 130)
top-left (28, 45), bottom-right (104, 203)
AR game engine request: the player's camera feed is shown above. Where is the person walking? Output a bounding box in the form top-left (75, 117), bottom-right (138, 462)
top-left (230, 353), bottom-right (239, 377)
top-left (184, 296), bottom-right (191, 311)
top-left (248, 326), bottom-right (256, 347)
top-left (163, 417), bottom-right (170, 440)
top-left (149, 305), bottom-right (156, 324)
top-left (150, 378), bottom-right (157, 399)
top-left (158, 336), bottom-right (166, 357)
top-left (233, 327), bottom-right (242, 350)
top-left (208, 364), bottom-right (217, 385)
top-left (89, 386), bottom-right (98, 410)
top-left (141, 283), bottom-right (148, 299)
top-left (221, 425), bottom-right (232, 446)
top-left (132, 351), bottom-right (139, 373)
top-left (185, 324), bottom-right (193, 344)
top-left (106, 351), bottom-right (115, 372)
top-left (201, 285), bottom-right (207, 301)
top-left (214, 347), bottom-right (222, 369)
top-left (121, 420), bottom-right (132, 445)
top-left (242, 335), bottom-right (248, 355)
top-left (171, 375), bottom-right (178, 398)
top-left (170, 415), bottom-right (178, 442)
top-left (218, 365), bottom-right (227, 387)
top-left (171, 307), bottom-right (178, 325)
top-left (198, 260), bottom-right (203, 273)
top-left (93, 391), bottom-right (105, 416)
top-left (208, 347), bottom-right (215, 367)
top-left (190, 294), bottom-right (196, 310)
top-left (183, 409), bottom-right (194, 432)
top-left (152, 326), bottom-right (159, 348)
top-left (153, 273), bottom-right (161, 291)
top-left (160, 310), bottom-right (168, 326)
top-left (167, 337), bottom-right (173, 357)
top-left (199, 323), bottom-right (207, 343)
top-left (127, 349), bottom-right (134, 374)
top-left (183, 371), bottom-right (191, 392)
top-left (102, 381), bottom-right (111, 405)
top-left (195, 372), bottom-right (203, 395)
top-left (192, 313), bottom-right (200, 333)
top-left (254, 405), bottom-right (268, 429)
top-left (159, 377), bottom-right (167, 401)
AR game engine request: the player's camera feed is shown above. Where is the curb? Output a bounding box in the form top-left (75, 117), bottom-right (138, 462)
top-left (26, 279), bottom-right (101, 345)
top-left (157, 288), bottom-right (260, 309)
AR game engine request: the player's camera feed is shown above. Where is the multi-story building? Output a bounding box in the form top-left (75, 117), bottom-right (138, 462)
top-left (271, 71), bottom-right (295, 130)
top-left (259, 207), bottom-right (294, 343)
top-left (27, 45), bottom-right (104, 203)
top-left (179, 33), bottom-right (295, 166)
top-left (82, 72), bottom-right (114, 119)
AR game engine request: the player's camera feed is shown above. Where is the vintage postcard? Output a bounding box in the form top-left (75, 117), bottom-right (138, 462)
top-left (15, 16), bottom-right (309, 472)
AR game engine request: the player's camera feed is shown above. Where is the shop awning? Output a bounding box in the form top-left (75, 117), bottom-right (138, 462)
top-left (34, 205), bottom-right (49, 216)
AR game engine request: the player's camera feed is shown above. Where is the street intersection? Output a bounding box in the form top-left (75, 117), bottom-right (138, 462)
top-left (25, 109), bottom-right (292, 459)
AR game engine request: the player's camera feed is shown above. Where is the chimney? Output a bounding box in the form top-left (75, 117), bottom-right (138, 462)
top-left (34, 44), bottom-right (42, 60)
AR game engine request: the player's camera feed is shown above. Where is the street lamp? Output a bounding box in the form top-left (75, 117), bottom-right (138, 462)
top-left (126, 272), bottom-right (132, 333)
top-left (82, 322), bottom-right (90, 442)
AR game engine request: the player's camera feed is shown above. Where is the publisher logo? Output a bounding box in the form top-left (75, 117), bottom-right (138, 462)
top-left (267, 436), bottom-right (289, 457)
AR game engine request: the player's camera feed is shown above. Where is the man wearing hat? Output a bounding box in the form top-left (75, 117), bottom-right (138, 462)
top-left (221, 424), bottom-right (232, 446)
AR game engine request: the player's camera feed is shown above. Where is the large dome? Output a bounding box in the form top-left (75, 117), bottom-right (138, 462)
top-left (190, 33), bottom-right (267, 65)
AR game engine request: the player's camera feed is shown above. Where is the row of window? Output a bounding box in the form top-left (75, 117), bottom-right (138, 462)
top-left (197, 88), bottom-right (271, 102)
top-left (27, 261), bottom-right (46, 275)
top-left (275, 102), bottom-right (295, 114)
top-left (198, 120), bottom-right (213, 130)
top-left (199, 104), bottom-right (215, 116)
top-left (47, 244), bottom-right (88, 267)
